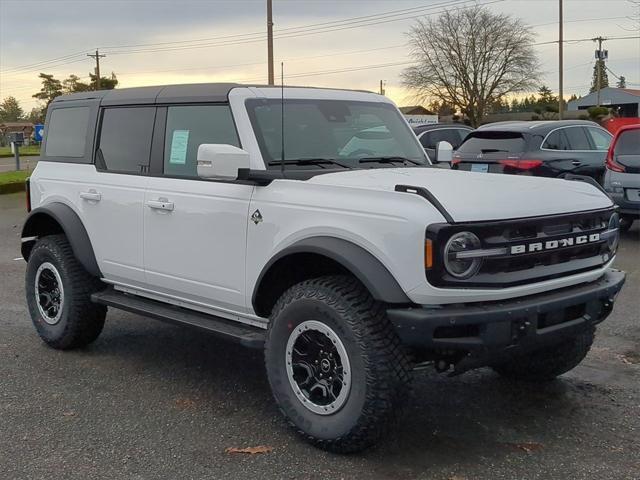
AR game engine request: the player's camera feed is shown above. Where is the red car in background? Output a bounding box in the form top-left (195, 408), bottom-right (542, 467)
top-left (603, 117), bottom-right (640, 135)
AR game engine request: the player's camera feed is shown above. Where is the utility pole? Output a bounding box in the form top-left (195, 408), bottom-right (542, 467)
top-left (558, 0), bottom-right (564, 119)
top-left (87, 49), bottom-right (106, 90)
top-left (379, 80), bottom-right (386, 95)
top-left (267, 0), bottom-right (274, 85)
top-left (593, 36), bottom-right (607, 107)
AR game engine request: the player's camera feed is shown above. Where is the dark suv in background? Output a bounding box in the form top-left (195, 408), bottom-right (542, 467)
top-left (413, 123), bottom-right (473, 160)
top-left (452, 120), bottom-right (612, 182)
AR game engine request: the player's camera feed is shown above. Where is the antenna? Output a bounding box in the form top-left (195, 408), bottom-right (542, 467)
top-left (280, 62), bottom-right (285, 176)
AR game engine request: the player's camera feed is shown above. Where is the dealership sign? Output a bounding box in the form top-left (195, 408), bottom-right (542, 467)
top-left (404, 115), bottom-right (439, 126)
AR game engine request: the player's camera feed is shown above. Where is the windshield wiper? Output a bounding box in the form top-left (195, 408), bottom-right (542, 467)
top-left (268, 158), bottom-right (353, 169)
top-left (357, 156), bottom-right (422, 165)
top-left (480, 148), bottom-right (509, 153)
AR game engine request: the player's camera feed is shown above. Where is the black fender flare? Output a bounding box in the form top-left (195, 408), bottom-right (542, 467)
top-left (252, 236), bottom-right (411, 311)
top-left (21, 202), bottom-right (101, 277)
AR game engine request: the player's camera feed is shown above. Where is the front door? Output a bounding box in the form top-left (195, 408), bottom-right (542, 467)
top-left (142, 104), bottom-right (253, 315)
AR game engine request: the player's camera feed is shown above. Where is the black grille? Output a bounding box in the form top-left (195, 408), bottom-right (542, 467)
top-left (426, 208), bottom-right (615, 288)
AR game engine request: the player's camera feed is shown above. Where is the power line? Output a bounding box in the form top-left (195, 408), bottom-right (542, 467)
top-left (116, 44), bottom-right (407, 76)
top-left (236, 60), bottom-right (417, 84)
top-left (535, 34), bottom-right (640, 45)
top-left (0, 50), bottom-right (89, 75)
top-left (102, 0), bottom-right (491, 55)
top-left (530, 15), bottom-right (629, 28)
top-left (98, 0), bottom-right (470, 51)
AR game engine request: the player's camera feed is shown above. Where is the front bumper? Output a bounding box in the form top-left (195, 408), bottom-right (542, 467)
top-left (387, 269), bottom-right (625, 371)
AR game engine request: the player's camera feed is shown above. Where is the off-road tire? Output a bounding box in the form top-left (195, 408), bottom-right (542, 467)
top-left (620, 216), bottom-right (634, 233)
top-left (25, 234), bottom-right (107, 349)
top-left (264, 275), bottom-right (412, 453)
top-left (492, 329), bottom-right (595, 382)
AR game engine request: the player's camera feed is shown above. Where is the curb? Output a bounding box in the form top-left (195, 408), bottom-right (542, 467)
top-left (0, 182), bottom-right (26, 195)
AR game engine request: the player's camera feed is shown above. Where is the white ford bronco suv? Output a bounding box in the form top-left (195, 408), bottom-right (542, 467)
top-left (22, 83), bottom-right (625, 453)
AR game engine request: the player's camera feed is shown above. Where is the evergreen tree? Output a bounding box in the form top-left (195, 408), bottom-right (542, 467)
top-left (590, 60), bottom-right (609, 93)
top-left (0, 96), bottom-right (24, 122)
top-left (32, 73), bottom-right (63, 110)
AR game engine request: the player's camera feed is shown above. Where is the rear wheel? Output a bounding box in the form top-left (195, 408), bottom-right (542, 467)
top-left (264, 275), bottom-right (411, 453)
top-left (492, 329), bottom-right (595, 382)
top-left (25, 234), bottom-right (107, 349)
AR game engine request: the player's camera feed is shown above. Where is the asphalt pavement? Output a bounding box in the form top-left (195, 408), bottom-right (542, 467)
top-left (1, 192), bottom-right (638, 480)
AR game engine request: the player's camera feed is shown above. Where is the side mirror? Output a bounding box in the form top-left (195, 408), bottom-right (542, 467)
top-left (434, 141), bottom-right (453, 163)
top-left (197, 144), bottom-right (250, 180)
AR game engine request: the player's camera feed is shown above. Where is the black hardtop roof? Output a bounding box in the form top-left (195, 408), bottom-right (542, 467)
top-left (51, 82), bottom-right (374, 106)
top-left (476, 119), bottom-right (601, 134)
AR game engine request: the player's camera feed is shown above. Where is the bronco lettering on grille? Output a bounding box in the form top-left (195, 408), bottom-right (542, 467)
top-left (510, 233), bottom-right (601, 255)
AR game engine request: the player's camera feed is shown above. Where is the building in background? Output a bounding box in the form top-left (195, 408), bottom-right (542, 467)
top-left (0, 122), bottom-right (34, 146)
top-left (567, 88), bottom-right (640, 117)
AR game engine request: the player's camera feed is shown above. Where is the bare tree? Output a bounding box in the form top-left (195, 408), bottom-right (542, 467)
top-left (402, 6), bottom-right (539, 127)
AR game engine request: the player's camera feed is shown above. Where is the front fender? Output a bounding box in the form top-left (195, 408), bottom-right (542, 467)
top-left (252, 236), bottom-right (411, 310)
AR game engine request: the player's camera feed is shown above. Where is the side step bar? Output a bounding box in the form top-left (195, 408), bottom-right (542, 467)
top-left (91, 288), bottom-right (266, 349)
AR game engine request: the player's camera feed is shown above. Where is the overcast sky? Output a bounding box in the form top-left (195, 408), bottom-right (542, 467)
top-left (1, 0), bottom-right (638, 112)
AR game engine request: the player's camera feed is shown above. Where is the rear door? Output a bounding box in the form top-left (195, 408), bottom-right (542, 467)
top-left (143, 104), bottom-right (254, 315)
top-left (79, 106), bottom-right (155, 285)
top-left (541, 126), bottom-right (611, 180)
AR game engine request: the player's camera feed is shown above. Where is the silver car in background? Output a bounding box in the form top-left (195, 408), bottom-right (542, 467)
top-left (604, 125), bottom-right (640, 232)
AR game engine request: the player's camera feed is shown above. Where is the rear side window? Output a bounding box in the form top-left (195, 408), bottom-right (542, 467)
top-left (420, 128), bottom-right (469, 150)
top-left (45, 107), bottom-right (90, 158)
top-left (163, 105), bottom-right (239, 177)
top-left (615, 128), bottom-right (640, 154)
top-left (542, 129), bottom-right (571, 150)
top-left (457, 132), bottom-right (526, 154)
top-left (586, 127), bottom-right (612, 151)
top-left (97, 107), bottom-right (156, 174)
top-left (563, 127), bottom-right (591, 150)
top-left (614, 129), bottom-right (640, 170)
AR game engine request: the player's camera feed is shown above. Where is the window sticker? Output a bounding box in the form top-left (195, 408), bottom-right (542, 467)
top-left (169, 130), bottom-right (190, 164)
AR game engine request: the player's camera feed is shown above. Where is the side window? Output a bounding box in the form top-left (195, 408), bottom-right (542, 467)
top-left (563, 127), bottom-right (591, 150)
top-left (164, 105), bottom-right (239, 177)
top-left (586, 127), bottom-right (612, 151)
top-left (45, 107), bottom-right (90, 158)
top-left (543, 129), bottom-right (570, 150)
top-left (97, 107), bottom-right (155, 174)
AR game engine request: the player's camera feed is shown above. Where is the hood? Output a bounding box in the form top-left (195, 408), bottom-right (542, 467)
top-left (306, 168), bottom-right (613, 222)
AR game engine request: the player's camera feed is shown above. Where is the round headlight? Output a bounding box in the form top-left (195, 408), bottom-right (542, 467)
top-left (608, 212), bottom-right (620, 253)
top-left (444, 231), bottom-right (482, 279)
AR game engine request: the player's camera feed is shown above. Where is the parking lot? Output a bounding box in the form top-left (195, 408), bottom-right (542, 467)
top-left (1, 191), bottom-right (638, 479)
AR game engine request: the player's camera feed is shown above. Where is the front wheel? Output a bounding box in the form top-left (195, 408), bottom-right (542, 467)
top-left (264, 275), bottom-right (411, 453)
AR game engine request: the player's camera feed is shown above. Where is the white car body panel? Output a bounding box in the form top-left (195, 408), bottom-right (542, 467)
top-left (305, 167), bottom-right (612, 222)
top-left (29, 162), bottom-right (147, 285)
top-left (143, 176), bottom-right (254, 314)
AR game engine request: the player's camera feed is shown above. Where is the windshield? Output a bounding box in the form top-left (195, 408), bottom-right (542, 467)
top-left (246, 98), bottom-right (428, 168)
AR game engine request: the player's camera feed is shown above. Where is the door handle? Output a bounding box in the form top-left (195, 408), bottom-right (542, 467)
top-left (146, 199), bottom-right (174, 211)
top-left (80, 190), bottom-right (101, 201)
top-left (571, 160), bottom-right (582, 166)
